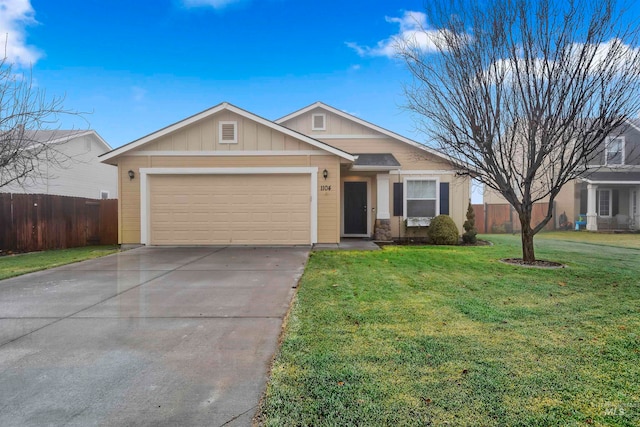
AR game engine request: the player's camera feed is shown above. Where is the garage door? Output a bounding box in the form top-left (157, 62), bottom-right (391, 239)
top-left (149, 174), bottom-right (311, 245)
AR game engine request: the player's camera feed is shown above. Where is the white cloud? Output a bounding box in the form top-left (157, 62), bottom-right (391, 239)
top-left (182, 0), bottom-right (245, 9)
top-left (347, 11), bottom-right (445, 58)
top-left (0, 0), bottom-right (41, 66)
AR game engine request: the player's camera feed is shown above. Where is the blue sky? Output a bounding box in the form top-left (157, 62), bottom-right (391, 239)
top-left (3, 0), bottom-right (430, 149)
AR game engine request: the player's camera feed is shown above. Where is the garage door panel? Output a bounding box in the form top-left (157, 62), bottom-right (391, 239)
top-left (149, 174), bottom-right (311, 245)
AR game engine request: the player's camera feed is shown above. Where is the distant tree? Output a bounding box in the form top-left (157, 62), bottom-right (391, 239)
top-left (398, 0), bottom-right (640, 262)
top-left (0, 49), bottom-right (82, 188)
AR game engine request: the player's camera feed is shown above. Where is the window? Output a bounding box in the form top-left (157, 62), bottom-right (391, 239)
top-left (100, 191), bottom-right (110, 200)
top-left (605, 136), bottom-right (624, 165)
top-left (597, 189), bottom-right (611, 217)
top-left (404, 179), bottom-right (438, 219)
top-left (311, 113), bottom-right (326, 131)
top-left (219, 121), bottom-right (237, 144)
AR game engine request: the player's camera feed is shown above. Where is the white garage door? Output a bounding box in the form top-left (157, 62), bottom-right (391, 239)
top-left (149, 174), bottom-right (311, 245)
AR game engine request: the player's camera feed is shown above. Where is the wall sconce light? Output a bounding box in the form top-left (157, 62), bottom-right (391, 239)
top-left (322, 169), bottom-right (328, 180)
top-left (128, 170), bottom-right (135, 180)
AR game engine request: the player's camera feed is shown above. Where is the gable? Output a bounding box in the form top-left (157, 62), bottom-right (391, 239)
top-left (279, 107), bottom-right (386, 138)
top-left (101, 103), bottom-right (354, 165)
top-left (276, 102), bottom-right (460, 169)
top-left (138, 110), bottom-right (321, 153)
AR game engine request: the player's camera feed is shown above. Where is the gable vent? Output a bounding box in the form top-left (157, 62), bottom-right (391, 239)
top-left (219, 121), bottom-right (237, 144)
top-left (312, 113), bottom-right (326, 131)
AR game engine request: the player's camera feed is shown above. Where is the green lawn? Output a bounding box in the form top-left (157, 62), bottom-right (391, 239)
top-left (536, 230), bottom-right (640, 249)
top-left (259, 234), bottom-right (640, 426)
top-left (0, 246), bottom-right (120, 280)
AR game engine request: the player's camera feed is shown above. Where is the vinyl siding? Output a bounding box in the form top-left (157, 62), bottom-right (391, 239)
top-left (1, 134), bottom-right (117, 199)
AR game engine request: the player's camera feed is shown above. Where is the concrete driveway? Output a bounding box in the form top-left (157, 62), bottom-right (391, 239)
top-left (0, 246), bottom-right (309, 427)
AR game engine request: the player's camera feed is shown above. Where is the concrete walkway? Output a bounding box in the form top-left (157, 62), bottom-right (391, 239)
top-left (0, 246), bottom-right (309, 427)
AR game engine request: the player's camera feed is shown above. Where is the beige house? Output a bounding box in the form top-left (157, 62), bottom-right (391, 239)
top-left (100, 102), bottom-right (470, 246)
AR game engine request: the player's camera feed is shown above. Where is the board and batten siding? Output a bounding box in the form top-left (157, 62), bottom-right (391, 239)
top-left (142, 111), bottom-right (320, 153)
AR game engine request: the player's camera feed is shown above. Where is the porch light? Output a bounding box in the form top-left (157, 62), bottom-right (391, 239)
top-left (323, 169), bottom-right (328, 180)
top-left (128, 170), bottom-right (135, 180)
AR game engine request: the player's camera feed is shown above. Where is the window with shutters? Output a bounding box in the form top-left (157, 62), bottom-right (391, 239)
top-left (311, 113), bottom-right (326, 131)
top-left (219, 121), bottom-right (238, 144)
top-left (404, 178), bottom-right (439, 225)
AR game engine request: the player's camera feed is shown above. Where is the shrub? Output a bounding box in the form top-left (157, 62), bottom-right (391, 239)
top-left (428, 215), bottom-right (459, 245)
top-left (462, 202), bottom-right (478, 244)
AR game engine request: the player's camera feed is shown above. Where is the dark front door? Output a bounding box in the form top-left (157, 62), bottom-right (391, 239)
top-left (344, 181), bottom-right (367, 235)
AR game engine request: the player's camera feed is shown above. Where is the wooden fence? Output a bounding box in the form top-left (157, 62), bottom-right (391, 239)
top-left (473, 202), bottom-right (555, 234)
top-left (0, 194), bottom-right (118, 252)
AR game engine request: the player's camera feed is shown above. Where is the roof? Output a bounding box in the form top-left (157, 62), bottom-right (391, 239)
top-left (22, 130), bottom-right (111, 150)
top-left (100, 102), bottom-right (355, 164)
top-left (581, 170), bottom-right (640, 184)
top-left (351, 153), bottom-right (401, 171)
top-left (276, 101), bottom-right (461, 167)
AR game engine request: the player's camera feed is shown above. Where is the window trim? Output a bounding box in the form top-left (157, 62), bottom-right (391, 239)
top-left (597, 188), bottom-right (612, 217)
top-left (311, 113), bottom-right (326, 131)
top-left (403, 177), bottom-right (440, 225)
top-left (218, 121), bottom-right (238, 144)
top-left (604, 136), bottom-right (625, 166)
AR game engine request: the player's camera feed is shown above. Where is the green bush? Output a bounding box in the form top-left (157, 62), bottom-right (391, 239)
top-left (428, 215), bottom-right (459, 245)
top-left (462, 202), bottom-right (478, 244)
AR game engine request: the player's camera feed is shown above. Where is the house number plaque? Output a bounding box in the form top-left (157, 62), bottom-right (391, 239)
top-left (320, 185), bottom-right (332, 191)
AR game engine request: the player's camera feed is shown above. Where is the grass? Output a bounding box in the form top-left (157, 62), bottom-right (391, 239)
top-left (0, 246), bottom-right (120, 280)
top-left (259, 233), bottom-right (640, 426)
top-left (536, 230), bottom-right (640, 250)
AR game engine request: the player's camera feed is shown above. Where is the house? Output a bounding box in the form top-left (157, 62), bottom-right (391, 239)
top-left (484, 119), bottom-right (640, 232)
top-left (1, 130), bottom-right (117, 200)
top-left (100, 102), bottom-right (470, 246)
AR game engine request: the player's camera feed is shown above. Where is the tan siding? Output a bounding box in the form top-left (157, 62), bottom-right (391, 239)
top-left (139, 111), bottom-right (319, 153)
top-left (281, 108), bottom-right (378, 137)
top-left (149, 156), bottom-right (308, 168)
top-left (310, 155), bottom-right (340, 243)
top-left (118, 156), bottom-right (150, 244)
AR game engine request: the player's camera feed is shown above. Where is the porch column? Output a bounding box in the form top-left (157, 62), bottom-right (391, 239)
top-left (635, 186), bottom-right (640, 229)
top-left (586, 184), bottom-right (598, 231)
top-left (374, 174), bottom-right (392, 240)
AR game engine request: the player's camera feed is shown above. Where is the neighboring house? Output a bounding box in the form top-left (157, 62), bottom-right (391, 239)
top-left (484, 119), bottom-right (640, 231)
top-left (100, 102), bottom-right (470, 246)
top-left (1, 130), bottom-right (118, 200)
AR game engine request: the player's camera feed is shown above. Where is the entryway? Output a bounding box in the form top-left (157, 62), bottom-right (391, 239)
top-left (343, 181), bottom-right (368, 236)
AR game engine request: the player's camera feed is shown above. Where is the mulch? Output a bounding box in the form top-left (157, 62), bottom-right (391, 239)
top-left (500, 258), bottom-right (565, 269)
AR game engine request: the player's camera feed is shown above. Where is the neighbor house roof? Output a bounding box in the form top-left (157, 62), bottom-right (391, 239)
top-left (100, 102), bottom-right (355, 164)
top-left (581, 171), bottom-right (640, 184)
top-left (22, 130), bottom-right (111, 151)
top-left (276, 101), bottom-right (461, 167)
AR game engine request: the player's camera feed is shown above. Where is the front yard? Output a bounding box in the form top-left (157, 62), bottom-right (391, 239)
top-left (259, 233), bottom-right (640, 426)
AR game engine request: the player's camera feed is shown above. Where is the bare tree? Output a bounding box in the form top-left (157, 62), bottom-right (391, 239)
top-left (398, 0), bottom-right (640, 262)
top-left (0, 50), bottom-right (82, 189)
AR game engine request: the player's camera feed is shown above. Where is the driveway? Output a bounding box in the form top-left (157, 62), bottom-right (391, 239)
top-left (0, 246), bottom-right (309, 426)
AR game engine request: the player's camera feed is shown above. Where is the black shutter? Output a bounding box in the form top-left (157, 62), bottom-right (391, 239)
top-left (393, 182), bottom-right (403, 216)
top-left (439, 182), bottom-right (450, 215)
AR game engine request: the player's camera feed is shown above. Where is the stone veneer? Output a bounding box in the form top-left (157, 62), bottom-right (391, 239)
top-left (374, 219), bottom-right (392, 241)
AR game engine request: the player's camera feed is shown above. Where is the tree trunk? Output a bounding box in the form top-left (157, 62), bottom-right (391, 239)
top-left (518, 209), bottom-right (536, 263)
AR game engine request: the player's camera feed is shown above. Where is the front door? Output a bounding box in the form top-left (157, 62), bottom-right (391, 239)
top-left (344, 181), bottom-right (368, 235)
